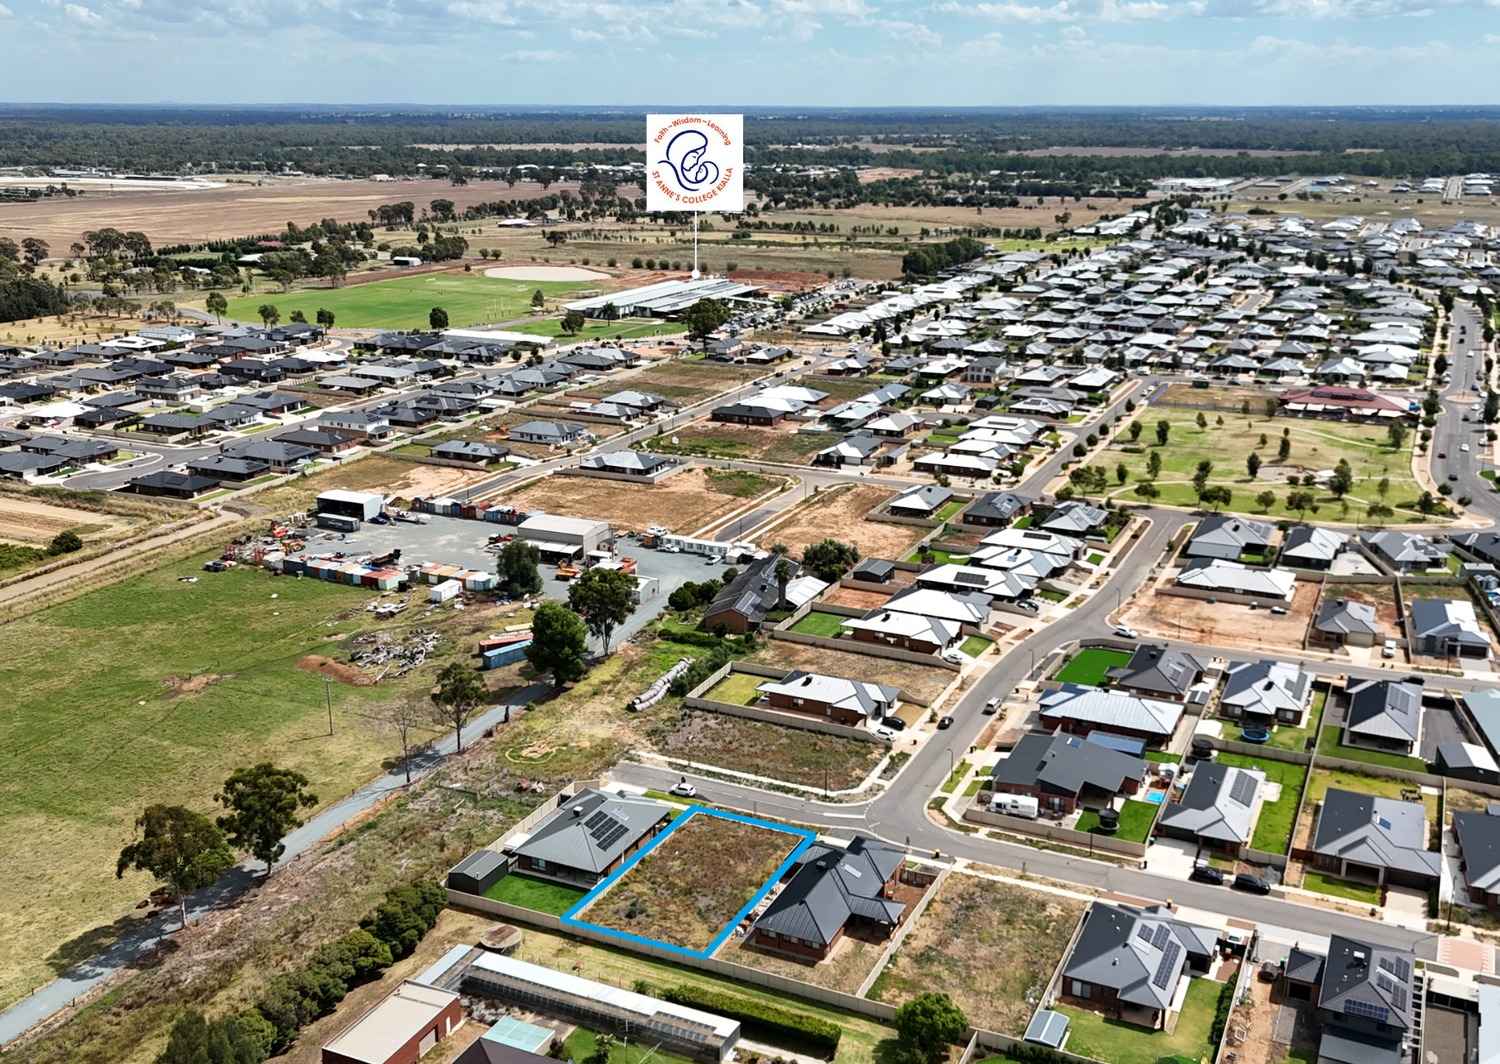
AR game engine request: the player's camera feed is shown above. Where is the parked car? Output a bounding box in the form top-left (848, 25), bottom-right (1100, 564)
top-left (881, 716), bottom-right (907, 732)
top-left (937, 715), bottom-right (954, 730)
top-left (1233, 873), bottom-right (1272, 895)
top-left (1269, 605), bottom-right (1288, 615)
top-left (668, 780), bottom-right (697, 798)
top-left (942, 649), bottom-right (966, 663)
top-left (1462, 443), bottom-right (1471, 452)
top-left (1449, 473), bottom-right (1460, 481)
top-left (874, 726), bottom-right (899, 741)
top-left (983, 697), bottom-right (1000, 714)
top-left (1438, 451), bottom-right (1448, 458)
top-left (1382, 639), bottom-right (1398, 659)
top-left (1189, 864), bottom-right (1226, 886)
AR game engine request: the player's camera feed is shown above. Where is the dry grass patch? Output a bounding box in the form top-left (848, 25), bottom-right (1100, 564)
top-left (761, 485), bottom-right (928, 559)
top-left (634, 361), bottom-right (764, 403)
top-left (755, 640), bottom-right (953, 706)
top-left (499, 466), bottom-right (778, 535)
top-left (580, 813), bottom-right (800, 952)
top-left (726, 933), bottom-right (883, 994)
top-left (648, 710), bottom-right (884, 790)
top-left (868, 873), bottom-right (1086, 1036)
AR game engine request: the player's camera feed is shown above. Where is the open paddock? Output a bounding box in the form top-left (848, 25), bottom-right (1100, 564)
top-left (632, 361), bottom-right (764, 404)
top-left (496, 467), bottom-right (779, 535)
top-left (645, 422), bottom-right (833, 465)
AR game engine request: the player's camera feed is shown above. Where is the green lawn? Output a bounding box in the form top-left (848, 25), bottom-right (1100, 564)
top-left (514, 316), bottom-right (689, 342)
top-left (1054, 648), bottom-right (1131, 686)
top-left (1216, 753), bottom-right (1308, 856)
top-left (935, 500), bottom-right (966, 521)
top-left (790, 610), bottom-right (849, 638)
top-left (482, 874), bottom-right (589, 916)
top-left (1087, 408), bottom-right (1424, 524)
top-left (905, 547), bottom-right (971, 565)
top-left (960, 635), bottom-right (993, 657)
top-left (1037, 588), bottom-right (1069, 603)
top-left (1076, 799), bottom-right (1160, 843)
top-left (219, 273), bottom-right (590, 329)
top-left (564, 1027), bottom-right (698, 1064)
top-left (1086, 552), bottom-right (1105, 565)
top-left (1302, 871), bottom-right (1381, 905)
top-left (704, 671), bottom-right (769, 706)
top-left (941, 759), bottom-right (974, 794)
top-left (1318, 727), bottom-right (1429, 772)
top-left (1266, 688), bottom-right (1327, 751)
top-left (1055, 977), bottom-right (1222, 1064)
top-left (1306, 768), bottom-right (1439, 821)
top-left (1144, 751), bottom-right (1181, 764)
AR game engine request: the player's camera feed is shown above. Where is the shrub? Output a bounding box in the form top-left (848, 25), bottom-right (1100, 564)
top-left (661, 985), bottom-right (841, 1056)
top-left (1208, 978), bottom-right (1237, 1051)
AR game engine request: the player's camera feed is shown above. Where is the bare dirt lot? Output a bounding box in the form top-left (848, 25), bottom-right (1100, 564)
top-left (1123, 577), bottom-right (1321, 651)
top-left (760, 485), bottom-right (929, 560)
top-left (0, 496), bottom-right (139, 545)
top-left (648, 710), bottom-right (884, 790)
top-left (633, 361), bottom-right (764, 403)
top-left (754, 640), bottom-right (953, 706)
top-left (822, 584), bottom-right (896, 610)
top-left (870, 872), bottom-right (1087, 1036)
top-left (581, 813), bottom-right (799, 951)
top-left (498, 467), bottom-right (777, 536)
top-left (648, 421), bottom-right (833, 465)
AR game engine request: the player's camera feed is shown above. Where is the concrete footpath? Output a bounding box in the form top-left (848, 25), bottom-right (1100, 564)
top-left (0, 684), bottom-right (547, 1049)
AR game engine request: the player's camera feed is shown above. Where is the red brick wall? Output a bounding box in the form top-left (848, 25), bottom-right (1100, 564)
top-left (765, 692), bottom-right (867, 727)
top-left (322, 996), bottom-right (461, 1064)
top-left (752, 928), bottom-right (835, 961)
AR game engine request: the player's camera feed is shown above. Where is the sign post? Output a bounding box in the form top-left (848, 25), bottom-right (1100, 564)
top-left (646, 114), bottom-right (745, 278)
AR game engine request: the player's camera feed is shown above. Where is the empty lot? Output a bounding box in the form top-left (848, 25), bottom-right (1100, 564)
top-left (760, 485), bottom-right (929, 560)
top-left (499, 467), bottom-right (779, 535)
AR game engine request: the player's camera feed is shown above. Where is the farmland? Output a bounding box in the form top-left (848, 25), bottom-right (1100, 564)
top-left (498, 467), bottom-right (781, 535)
top-left (869, 873), bottom-right (1086, 1035)
top-left (580, 812), bottom-right (801, 951)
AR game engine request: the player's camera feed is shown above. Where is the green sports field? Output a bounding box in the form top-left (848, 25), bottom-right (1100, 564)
top-left (220, 273), bottom-right (593, 329)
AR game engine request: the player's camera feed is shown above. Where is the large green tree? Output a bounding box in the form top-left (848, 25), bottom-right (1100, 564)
top-left (156, 1008), bottom-right (272, 1064)
top-left (894, 992), bottom-right (968, 1064)
top-left (802, 538), bottom-right (860, 583)
top-left (526, 601), bottom-right (589, 687)
top-left (680, 297), bottom-right (731, 342)
top-left (568, 566), bottom-right (639, 655)
top-left (215, 763), bottom-right (320, 875)
top-left (496, 539), bottom-right (544, 597)
top-left (117, 805), bottom-right (236, 930)
top-left (430, 662), bottom-right (488, 751)
top-left (205, 291), bottom-right (228, 322)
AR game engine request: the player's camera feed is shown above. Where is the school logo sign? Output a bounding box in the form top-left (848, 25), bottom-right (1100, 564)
top-left (646, 113), bottom-right (744, 213)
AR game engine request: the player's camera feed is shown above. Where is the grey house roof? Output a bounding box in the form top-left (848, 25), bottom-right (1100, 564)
top-left (752, 836), bottom-right (905, 947)
top-left (1281, 526), bottom-right (1349, 565)
top-left (1408, 599), bottom-right (1490, 649)
top-left (510, 788), bottom-right (669, 875)
top-left (1285, 946), bottom-right (1325, 984)
top-left (1365, 531), bottom-right (1446, 569)
top-left (1453, 811), bottom-right (1500, 896)
top-left (755, 671), bottom-right (900, 719)
top-left (1453, 531), bottom-right (1500, 567)
top-left (1220, 659), bottom-right (1312, 719)
top-left (990, 733), bottom-right (1144, 799)
top-left (1157, 762), bottom-right (1264, 845)
top-left (1106, 644), bottom-right (1209, 698)
top-left (1315, 598), bottom-right (1380, 637)
top-left (1345, 679), bottom-right (1423, 744)
top-left (1062, 902), bottom-right (1219, 1012)
top-left (890, 484), bottom-right (953, 514)
top-left (965, 491), bottom-right (1029, 522)
top-left (580, 450), bottom-right (670, 475)
top-left (1319, 935), bottom-right (1419, 1031)
top-left (1185, 514), bottom-right (1275, 558)
top-left (1312, 788), bottom-right (1440, 880)
top-left (1039, 500), bottom-right (1108, 536)
top-left (1040, 684), bottom-right (1185, 739)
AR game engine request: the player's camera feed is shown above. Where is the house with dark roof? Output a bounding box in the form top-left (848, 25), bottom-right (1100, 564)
top-left (273, 428), bottom-right (359, 455)
top-left (430, 440), bottom-right (512, 467)
top-left (701, 556), bottom-right (797, 636)
top-left (753, 671), bottom-right (900, 727)
top-left (138, 412), bottom-right (212, 439)
top-left (813, 432), bottom-right (887, 468)
top-left (223, 439), bottom-right (317, 473)
top-left (1364, 531), bottom-right (1446, 573)
top-left (1310, 788), bottom-right (1440, 889)
top-left (1280, 526), bottom-right (1349, 571)
top-left (1039, 500), bottom-right (1109, 539)
top-left (1407, 599), bottom-right (1491, 659)
top-left (750, 836), bottom-right (906, 961)
top-left (1184, 515), bottom-right (1276, 562)
top-left (186, 454), bottom-right (271, 482)
top-left (1312, 598), bottom-right (1381, 648)
top-left (1343, 679), bottom-right (1424, 755)
top-left (1452, 531), bottom-right (1500, 568)
top-left (962, 491), bottom-right (1031, 528)
top-left (1156, 763), bottom-right (1265, 856)
top-left (1219, 659), bottom-right (1312, 726)
top-left (1453, 810), bottom-right (1500, 910)
top-left (1105, 645), bottom-right (1209, 701)
top-left (989, 733), bottom-right (1145, 815)
top-left (122, 470), bottom-right (221, 498)
top-left (508, 420), bottom-right (588, 446)
top-left (1056, 902), bottom-right (1220, 1030)
top-left (507, 788), bottom-right (671, 887)
top-left (1288, 936), bottom-right (1418, 1064)
top-left (578, 451), bottom-right (674, 478)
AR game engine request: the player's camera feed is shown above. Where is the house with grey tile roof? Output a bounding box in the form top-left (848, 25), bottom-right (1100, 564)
top-left (1039, 684), bottom-right (1185, 746)
top-left (1311, 788), bottom-right (1440, 888)
top-left (1219, 659), bottom-right (1313, 726)
top-left (1454, 811), bottom-right (1500, 910)
top-left (578, 450), bottom-right (674, 477)
top-left (754, 671), bottom-right (900, 727)
top-left (888, 484), bottom-right (953, 517)
top-left (1364, 531), bottom-right (1446, 573)
top-left (750, 836), bottom-right (905, 960)
top-left (1282, 935), bottom-right (1418, 1064)
top-left (1038, 500), bottom-right (1109, 538)
top-left (1312, 598), bottom-right (1381, 648)
top-left (1280, 526), bottom-right (1349, 570)
top-left (962, 491), bottom-right (1031, 528)
top-left (1343, 679), bottom-right (1424, 755)
top-left (1176, 558), bottom-right (1297, 600)
top-left (508, 788), bottom-right (671, 886)
top-left (1057, 902), bottom-right (1220, 1030)
top-left (1184, 515), bottom-right (1276, 562)
top-left (1407, 599), bottom-right (1491, 659)
top-left (989, 733), bottom-right (1145, 815)
top-left (1105, 644), bottom-right (1210, 701)
top-left (1156, 763), bottom-right (1265, 855)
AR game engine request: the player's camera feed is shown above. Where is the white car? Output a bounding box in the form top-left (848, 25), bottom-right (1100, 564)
top-left (668, 780), bottom-right (697, 798)
top-left (1382, 639), bottom-right (1397, 659)
top-left (942, 649), bottom-right (966, 663)
top-left (874, 726), bottom-right (899, 741)
top-left (1461, 443), bottom-right (1471, 452)
top-left (1113, 625), bottom-right (1139, 639)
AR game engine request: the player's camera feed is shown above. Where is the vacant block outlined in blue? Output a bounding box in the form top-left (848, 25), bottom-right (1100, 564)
top-left (559, 805), bottom-right (816, 959)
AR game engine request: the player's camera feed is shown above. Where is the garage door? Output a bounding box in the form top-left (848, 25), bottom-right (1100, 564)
top-left (419, 1029), bottom-right (437, 1055)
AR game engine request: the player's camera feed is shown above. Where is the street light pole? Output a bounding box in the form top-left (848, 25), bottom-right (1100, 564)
top-left (325, 676), bottom-right (334, 736)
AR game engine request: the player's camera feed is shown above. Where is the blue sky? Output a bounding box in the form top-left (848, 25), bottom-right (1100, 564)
top-left (0, 0), bottom-right (1497, 105)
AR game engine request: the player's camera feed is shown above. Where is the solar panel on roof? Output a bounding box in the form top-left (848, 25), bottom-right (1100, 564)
top-left (584, 810), bottom-right (629, 851)
top-left (1228, 773), bottom-right (1258, 807)
top-left (1152, 942), bottom-right (1182, 990)
top-left (1392, 987), bottom-right (1408, 1014)
top-left (1151, 924), bottom-right (1173, 950)
top-left (1137, 925), bottom-right (1153, 944)
top-left (1344, 1000), bottom-right (1390, 1022)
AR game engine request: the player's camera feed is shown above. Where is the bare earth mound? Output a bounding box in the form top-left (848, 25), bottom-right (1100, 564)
top-left (297, 655), bottom-right (376, 686)
top-left (484, 265), bottom-right (610, 281)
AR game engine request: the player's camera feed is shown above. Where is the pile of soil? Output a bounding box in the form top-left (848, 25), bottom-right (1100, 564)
top-left (296, 655), bottom-right (375, 686)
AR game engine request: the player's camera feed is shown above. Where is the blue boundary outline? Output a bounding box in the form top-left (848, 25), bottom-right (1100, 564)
top-left (559, 806), bottom-right (815, 959)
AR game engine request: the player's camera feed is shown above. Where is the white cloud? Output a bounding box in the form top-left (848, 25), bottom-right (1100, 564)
top-left (0, 3), bottom-right (13, 14)
top-left (570, 26), bottom-right (604, 39)
top-left (64, 3), bottom-right (103, 23)
top-left (879, 17), bottom-right (941, 44)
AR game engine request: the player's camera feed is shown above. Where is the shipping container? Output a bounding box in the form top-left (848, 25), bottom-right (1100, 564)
top-left (482, 641), bottom-right (532, 669)
top-left (429, 579), bottom-right (463, 603)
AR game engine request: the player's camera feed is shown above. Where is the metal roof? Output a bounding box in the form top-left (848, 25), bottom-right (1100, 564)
top-left (322, 980), bottom-right (458, 1064)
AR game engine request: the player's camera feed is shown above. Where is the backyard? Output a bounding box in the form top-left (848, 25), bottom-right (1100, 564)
top-left (483, 873), bottom-right (589, 916)
top-left (1317, 727), bottom-right (1429, 772)
top-left (1215, 753), bottom-right (1309, 856)
top-left (790, 610), bottom-right (850, 638)
top-left (648, 710), bottom-right (884, 791)
top-left (1053, 648), bottom-right (1131, 687)
top-left (868, 872), bottom-right (1086, 1036)
top-left (1054, 976), bottom-right (1224, 1064)
top-left (578, 812), bottom-right (802, 952)
top-left (703, 671), bottom-right (770, 706)
top-left (1265, 688), bottom-right (1328, 751)
top-left (1076, 799), bottom-right (1160, 843)
top-left (1087, 407), bottom-right (1425, 524)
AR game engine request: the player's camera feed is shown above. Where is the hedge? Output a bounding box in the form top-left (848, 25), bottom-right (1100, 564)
top-left (661, 985), bottom-right (841, 1056)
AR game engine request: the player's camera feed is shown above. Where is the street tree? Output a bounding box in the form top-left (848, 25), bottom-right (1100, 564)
top-left (429, 662), bottom-right (488, 752)
top-left (257, 304), bottom-right (280, 326)
top-left (1377, 476), bottom-right (1391, 500)
top-left (1200, 485), bottom-right (1233, 512)
top-left (567, 567), bottom-right (639, 655)
top-left (429, 306), bottom-right (449, 329)
top-left (215, 763), bottom-right (319, 875)
top-left (526, 601), bottom-right (588, 687)
top-left (316, 307), bottom-right (336, 328)
top-left (496, 539), bottom-right (543, 597)
top-left (370, 694), bottom-right (431, 784)
top-left (1155, 419), bottom-right (1170, 446)
top-left (894, 993), bottom-right (968, 1064)
top-left (1287, 490), bottom-right (1318, 520)
top-left (774, 557), bottom-right (794, 611)
top-left (116, 804), bottom-right (236, 930)
top-left (1366, 502), bottom-right (1395, 525)
top-left (1134, 482), bottom-right (1160, 501)
top-left (680, 297), bottom-right (731, 342)
top-left (1116, 461), bottom-right (1129, 485)
top-left (205, 291), bottom-right (228, 322)
top-left (1256, 489), bottom-right (1277, 512)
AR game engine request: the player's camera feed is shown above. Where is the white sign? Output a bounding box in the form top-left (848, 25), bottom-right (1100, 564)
top-left (645, 113), bottom-right (744, 213)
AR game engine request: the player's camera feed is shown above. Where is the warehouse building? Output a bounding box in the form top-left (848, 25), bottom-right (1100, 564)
top-left (317, 489), bottom-right (386, 522)
top-left (515, 514), bottom-right (612, 562)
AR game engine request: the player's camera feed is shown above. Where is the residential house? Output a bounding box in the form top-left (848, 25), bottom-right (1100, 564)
top-left (274, 428), bottom-right (360, 455)
top-left (507, 788), bottom-right (671, 887)
top-left (888, 484), bottom-right (952, 518)
top-left (754, 671), bottom-right (900, 727)
top-left (1280, 526), bottom-right (1349, 571)
top-left (912, 452), bottom-right (996, 479)
top-left (222, 439), bottom-right (317, 473)
top-left (1452, 531), bottom-right (1500, 567)
top-left (1280, 936), bottom-right (1418, 1064)
top-left (317, 410), bottom-right (393, 440)
top-left (702, 556), bottom-right (801, 635)
top-left (1038, 500), bottom-right (1108, 539)
top-left (750, 836), bottom-right (906, 961)
top-left (430, 440), bottom-right (513, 467)
top-left (988, 733), bottom-right (1144, 815)
top-left (1039, 684), bottom-right (1185, 746)
top-left (813, 432), bottom-right (886, 468)
top-left (507, 420), bottom-right (588, 446)
top-left (122, 470), bottom-right (221, 498)
top-left (1453, 811), bottom-right (1500, 910)
top-left (881, 585), bottom-right (989, 629)
top-left (1176, 558), bottom-right (1297, 601)
top-left (1312, 598), bottom-right (1382, 648)
top-left (1184, 515), bottom-right (1276, 562)
top-left (1343, 679), bottom-right (1424, 756)
top-left (320, 980), bottom-right (463, 1064)
top-left (1407, 599), bottom-right (1491, 659)
top-left (840, 609), bottom-right (959, 655)
top-left (1105, 645), bottom-right (1209, 701)
top-left (1310, 788), bottom-right (1440, 888)
top-left (1057, 902), bottom-right (1220, 1030)
top-left (135, 375), bottom-right (203, 402)
top-left (962, 491), bottom-right (1031, 528)
top-left (185, 454), bottom-right (271, 482)
top-left (865, 411), bottom-right (922, 439)
top-left (710, 400), bottom-right (789, 426)
top-left (578, 451), bottom-right (673, 477)
top-left (138, 412), bottom-right (211, 439)
top-left (1156, 763), bottom-right (1265, 856)
top-left (1219, 659), bottom-right (1313, 726)
top-left (915, 563), bottom-right (1033, 605)
top-left (1364, 531), bottom-right (1446, 573)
